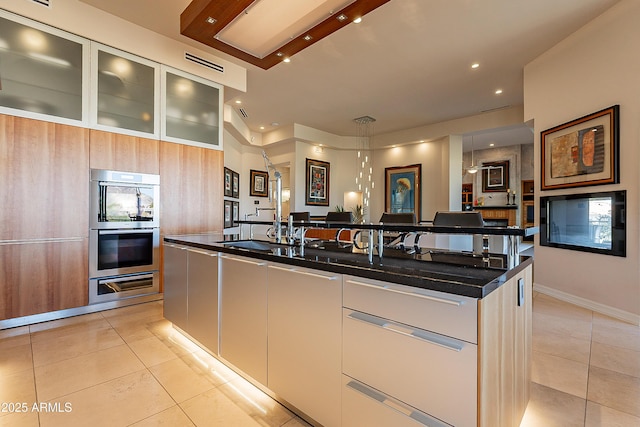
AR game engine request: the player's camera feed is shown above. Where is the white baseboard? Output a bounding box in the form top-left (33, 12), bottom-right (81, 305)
top-left (534, 283), bottom-right (639, 326)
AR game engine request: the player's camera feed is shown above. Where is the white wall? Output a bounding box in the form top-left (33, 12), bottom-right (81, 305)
top-left (370, 138), bottom-right (461, 222)
top-left (293, 142), bottom-right (358, 218)
top-left (524, 0), bottom-right (640, 319)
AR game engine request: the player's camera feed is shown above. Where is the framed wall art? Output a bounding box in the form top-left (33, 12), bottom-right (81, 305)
top-left (481, 160), bottom-right (509, 192)
top-left (541, 105), bottom-right (619, 190)
top-left (232, 201), bottom-right (239, 226)
top-left (305, 158), bottom-right (330, 206)
top-left (385, 164), bottom-right (421, 220)
top-left (224, 167), bottom-right (232, 197)
top-left (232, 171), bottom-right (240, 199)
top-left (223, 200), bottom-right (232, 228)
top-left (250, 169), bottom-right (269, 197)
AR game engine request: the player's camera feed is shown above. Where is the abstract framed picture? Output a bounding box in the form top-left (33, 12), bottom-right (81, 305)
top-left (385, 164), bottom-right (421, 220)
top-left (250, 169), bottom-right (269, 197)
top-left (305, 158), bottom-right (330, 206)
top-left (481, 160), bottom-right (509, 192)
top-left (232, 171), bottom-right (240, 199)
top-left (223, 200), bottom-right (232, 228)
top-left (541, 105), bottom-right (619, 190)
top-left (224, 167), bottom-right (232, 197)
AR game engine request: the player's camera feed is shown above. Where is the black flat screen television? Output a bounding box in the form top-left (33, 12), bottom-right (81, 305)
top-left (540, 190), bottom-right (626, 257)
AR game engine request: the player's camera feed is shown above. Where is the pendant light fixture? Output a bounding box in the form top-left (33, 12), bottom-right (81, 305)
top-left (466, 135), bottom-right (479, 174)
top-left (354, 115), bottom-right (375, 209)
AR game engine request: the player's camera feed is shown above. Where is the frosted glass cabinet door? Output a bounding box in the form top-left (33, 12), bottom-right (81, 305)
top-left (162, 67), bottom-right (223, 149)
top-left (0, 11), bottom-right (88, 123)
top-left (93, 44), bottom-right (159, 136)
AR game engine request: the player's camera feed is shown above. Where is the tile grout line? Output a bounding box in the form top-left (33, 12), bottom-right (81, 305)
top-left (582, 308), bottom-right (594, 427)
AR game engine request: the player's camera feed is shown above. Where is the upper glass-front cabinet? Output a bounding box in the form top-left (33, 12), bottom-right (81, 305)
top-left (162, 66), bottom-right (223, 150)
top-left (91, 44), bottom-right (160, 137)
top-left (0, 11), bottom-right (89, 124)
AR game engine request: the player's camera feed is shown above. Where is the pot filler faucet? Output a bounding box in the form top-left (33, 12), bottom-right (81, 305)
top-left (262, 151), bottom-right (283, 243)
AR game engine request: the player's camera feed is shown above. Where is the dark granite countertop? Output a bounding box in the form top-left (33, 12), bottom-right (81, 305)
top-left (234, 219), bottom-right (538, 236)
top-left (164, 233), bottom-right (533, 299)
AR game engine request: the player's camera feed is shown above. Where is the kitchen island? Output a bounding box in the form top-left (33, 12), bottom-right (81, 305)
top-left (163, 228), bottom-right (532, 427)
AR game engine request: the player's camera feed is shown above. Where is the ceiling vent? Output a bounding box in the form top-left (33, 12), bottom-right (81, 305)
top-left (184, 52), bottom-right (224, 73)
top-left (31, 0), bottom-right (51, 7)
top-left (238, 108), bottom-right (248, 118)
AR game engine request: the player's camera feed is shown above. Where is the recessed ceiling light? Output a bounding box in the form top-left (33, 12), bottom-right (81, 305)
top-left (260, 126), bottom-right (265, 130)
top-left (271, 122), bottom-right (279, 126)
top-left (303, 34), bottom-right (312, 41)
top-left (471, 63), bottom-right (480, 69)
top-left (283, 57), bottom-right (291, 63)
top-left (235, 100), bottom-right (242, 104)
top-left (489, 143), bottom-right (495, 147)
top-left (353, 17), bottom-right (362, 24)
top-left (495, 89), bottom-right (503, 95)
top-left (206, 17), bottom-right (216, 24)
top-left (276, 52), bottom-right (284, 57)
top-left (336, 14), bottom-right (348, 21)
top-left (419, 140), bottom-right (425, 143)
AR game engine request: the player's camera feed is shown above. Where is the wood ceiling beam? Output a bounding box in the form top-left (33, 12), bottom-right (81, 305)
top-left (181, 0), bottom-right (391, 70)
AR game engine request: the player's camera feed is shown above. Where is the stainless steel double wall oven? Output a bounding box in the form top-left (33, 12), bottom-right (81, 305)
top-left (89, 169), bottom-right (160, 304)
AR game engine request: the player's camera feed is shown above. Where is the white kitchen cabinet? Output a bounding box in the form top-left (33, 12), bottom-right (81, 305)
top-left (0, 11), bottom-right (89, 125)
top-left (163, 245), bottom-right (218, 353)
top-left (267, 264), bottom-right (342, 427)
top-left (342, 376), bottom-right (451, 427)
top-left (343, 275), bottom-right (478, 344)
top-left (163, 243), bottom-right (188, 331)
top-left (343, 308), bottom-right (477, 426)
top-left (161, 66), bottom-right (223, 150)
top-left (186, 248), bottom-right (219, 354)
top-left (91, 43), bottom-right (160, 138)
top-left (342, 268), bottom-right (532, 427)
top-left (219, 254), bottom-right (268, 385)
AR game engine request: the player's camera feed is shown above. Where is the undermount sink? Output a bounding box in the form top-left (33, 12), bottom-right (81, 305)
top-left (222, 240), bottom-right (277, 252)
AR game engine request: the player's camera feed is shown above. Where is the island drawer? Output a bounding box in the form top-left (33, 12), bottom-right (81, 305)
top-left (343, 308), bottom-right (477, 426)
top-left (342, 376), bottom-right (451, 427)
top-left (343, 275), bottom-right (478, 343)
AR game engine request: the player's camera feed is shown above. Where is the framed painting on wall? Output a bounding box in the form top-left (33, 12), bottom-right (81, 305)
top-left (384, 164), bottom-right (421, 220)
top-left (232, 171), bottom-right (239, 199)
top-left (250, 169), bottom-right (269, 197)
top-left (232, 201), bottom-right (239, 226)
top-left (541, 105), bottom-right (619, 190)
top-left (224, 167), bottom-right (232, 197)
top-left (481, 160), bottom-right (509, 192)
top-left (223, 200), bottom-right (232, 228)
top-left (305, 158), bottom-right (330, 206)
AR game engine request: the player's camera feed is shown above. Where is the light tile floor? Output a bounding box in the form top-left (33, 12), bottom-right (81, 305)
top-left (1, 294), bottom-right (638, 426)
top-left (0, 301), bottom-right (309, 427)
top-left (520, 293), bottom-right (640, 427)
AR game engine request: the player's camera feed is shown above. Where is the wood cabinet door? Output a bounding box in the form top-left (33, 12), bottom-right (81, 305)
top-left (0, 239), bottom-right (88, 320)
top-left (159, 141), bottom-right (223, 236)
top-left (89, 129), bottom-right (159, 174)
top-left (0, 115), bottom-right (89, 240)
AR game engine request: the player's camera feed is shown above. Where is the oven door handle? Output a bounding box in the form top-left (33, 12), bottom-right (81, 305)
top-left (97, 228), bottom-right (156, 235)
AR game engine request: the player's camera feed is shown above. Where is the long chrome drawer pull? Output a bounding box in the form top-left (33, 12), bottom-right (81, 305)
top-left (347, 311), bottom-right (464, 352)
top-left (296, 270), bottom-right (339, 280)
top-left (345, 379), bottom-right (451, 427)
top-left (164, 243), bottom-right (187, 250)
top-left (270, 264), bottom-right (338, 280)
top-left (346, 279), bottom-right (463, 306)
top-left (269, 265), bottom-right (296, 272)
top-left (220, 255), bottom-right (266, 266)
top-left (189, 249), bottom-right (218, 257)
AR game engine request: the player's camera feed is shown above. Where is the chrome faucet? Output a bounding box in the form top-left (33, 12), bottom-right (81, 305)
top-left (262, 151), bottom-right (283, 243)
